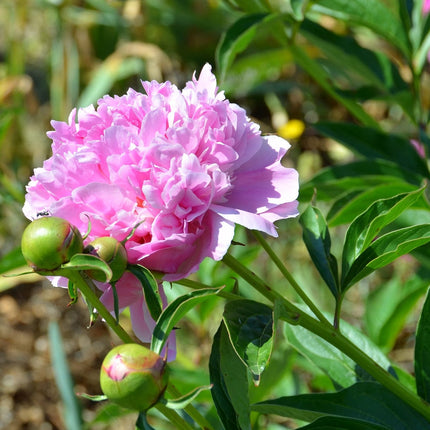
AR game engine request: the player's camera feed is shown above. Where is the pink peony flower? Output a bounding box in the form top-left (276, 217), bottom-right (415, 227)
top-left (23, 64), bottom-right (299, 345)
top-left (424, 0), bottom-right (430, 14)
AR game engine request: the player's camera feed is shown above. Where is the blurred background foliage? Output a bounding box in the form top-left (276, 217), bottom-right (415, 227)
top-left (1, 0), bottom-right (430, 429)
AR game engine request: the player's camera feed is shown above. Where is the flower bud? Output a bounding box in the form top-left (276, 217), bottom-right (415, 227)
top-left (100, 343), bottom-right (169, 411)
top-left (21, 216), bottom-right (84, 272)
top-left (85, 237), bottom-right (128, 282)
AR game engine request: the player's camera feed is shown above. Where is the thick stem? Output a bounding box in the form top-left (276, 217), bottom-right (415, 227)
top-left (222, 253), bottom-right (430, 422)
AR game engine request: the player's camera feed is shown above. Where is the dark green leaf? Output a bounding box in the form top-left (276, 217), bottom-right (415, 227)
top-left (310, 0), bottom-right (410, 56)
top-left (151, 287), bottom-right (222, 355)
top-left (136, 412), bottom-right (156, 430)
top-left (300, 206), bottom-right (339, 298)
top-left (314, 122), bottom-right (429, 178)
top-left (216, 13), bottom-right (279, 83)
top-left (209, 323), bottom-right (249, 430)
top-left (48, 322), bottom-right (83, 430)
top-left (298, 416), bottom-right (388, 430)
top-left (342, 224), bottom-right (430, 291)
top-left (128, 264), bottom-right (163, 321)
top-left (223, 299), bottom-right (274, 385)
top-left (415, 288), bottom-right (430, 401)
top-left (252, 381), bottom-right (430, 429)
top-left (341, 187), bottom-right (425, 278)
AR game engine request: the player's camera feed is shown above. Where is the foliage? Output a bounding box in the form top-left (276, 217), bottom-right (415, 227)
top-left (2, 0), bottom-right (430, 429)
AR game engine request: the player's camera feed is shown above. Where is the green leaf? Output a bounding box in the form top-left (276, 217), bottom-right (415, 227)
top-left (209, 322), bottom-right (251, 430)
top-left (341, 187), bottom-right (425, 278)
top-left (77, 393), bottom-right (107, 402)
top-left (162, 385), bottom-right (212, 410)
top-left (299, 206), bottom-right (339, 298)
top-left (289, 45), bottom-right (380, 128)
top-left (300, 159), bottom-right (423, 202)
top-left (0, 247), bottom-right (26, 275)
top-left (62, 253), bottom-right (112, 282)
top-left (128, 264), bottom-right (163, 321)
top-left (415, 288), bottom-right (430, 401)
top-left (342, 224), bottom-right (430, 291)
top-left (252, 381), bottom-right (430, 429)
top-left (223, 299), bottom-right (274, 385)
top-left (48, 322), bottom-right (83, 430)
top-left (299, 19), bottom-right (407, 94)
top-left (310, 0), bottom-right (410, 56)
top-left (151, 287), bottom-right (222, 355)
top-left (216, 13), bottom-right (278, 83)
top-left (297, 416), bottom-right (388, 430)
top-left (365, 272), bottom-right (429, 351)
top-left (285, 314), bottom-right (393, 388)
top-left (328, 183), bottom-right (419, 226)
top-left (314, 122), bottom-right (430, 178)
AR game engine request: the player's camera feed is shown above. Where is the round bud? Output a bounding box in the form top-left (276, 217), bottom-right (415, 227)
top-left (100, 343), bottom-right (169, 411)
top-left (21, 216), bottom-right (84, 272)
top-left (85, 237), bottom-right (128, 282)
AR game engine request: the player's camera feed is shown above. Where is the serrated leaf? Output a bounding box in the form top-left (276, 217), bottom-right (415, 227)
top-left (285, 314), bottom-right (393, 388)
top-left (415, 288), bottom-right (430, 401)
top-left (341, 187), bottom-right (425, 278)
top-left (342, 224), bottom-right (430, 291)
top-left (223, 299), bottom-right (274, 385)
top-left (310, 0), bottom-right (410, 56)
top-left (151, 287), bottom-right (222, 355)
top-left (252, 381), bottom-right (430, 430)
top-left (128, 264), bottom-right (163, 321)
top-left (62, 253), bottom-right (112, 282)
top-left (216, 13), bottom-right (278, 82)
top-left (300, 206), bottom-right (339, 298)
top-left (162, 385), bottom-right (212, 410)
top-left (314, 122), bottom-right (429, 178)
top-left (209, 323), bottom-right (251, 430)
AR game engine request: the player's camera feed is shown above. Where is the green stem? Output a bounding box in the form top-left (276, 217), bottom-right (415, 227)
top-left (62, 270), bottom-right (213, 430)
top-left (61, 269), bottom-right (134, 344)
top-left (252, 230), bottom-right (331, 325)
top-left (222, 253), bottom-right (430, 421)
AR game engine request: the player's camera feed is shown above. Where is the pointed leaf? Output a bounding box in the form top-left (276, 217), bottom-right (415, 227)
top-left (77, 393), bottom-right (107, 402)
top-left (310, 0), bottom-right (410, 56)
top-left (209, 322), bottom-right (251, 430)
top-left (128, 264), bottom-right (163, 321)
top-left (342, 224), bottom-right (430, 291)
top-left (328, 183), bottom-right (419, 226)
top-left (342, 187), bottom-right (425, 278)
top-left (162, 385), bottom-right (212, 410)
top-left (252, 381), bottom-right (430, 430)
top-left (415, 288), bottom-right (430, 401)
top-left (314, 122), bottom-right (429, 178)
top-left (151, 287), bottom-right (222, 355)
top-left (62, 253), bottom-right (112, 282)
top-left (223, 299), bottom-right (274, 385)
top-left (216, 13), bottom-right (278, 82)
top-left (300, 206), bottom-right (339, 298)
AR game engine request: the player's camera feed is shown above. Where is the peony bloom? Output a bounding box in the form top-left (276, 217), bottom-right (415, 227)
top-left (23, 64), bottom-right (299, 344)
top-left (424, 0), bottom-right (430, 14)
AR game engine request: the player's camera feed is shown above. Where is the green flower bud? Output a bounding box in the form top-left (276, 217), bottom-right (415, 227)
top-left (85, 237), bottom-right (128, 282)
top-left (21, 216), bottom-right (84, 272)
top-left (100, 344), bottom-right (169, 411)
